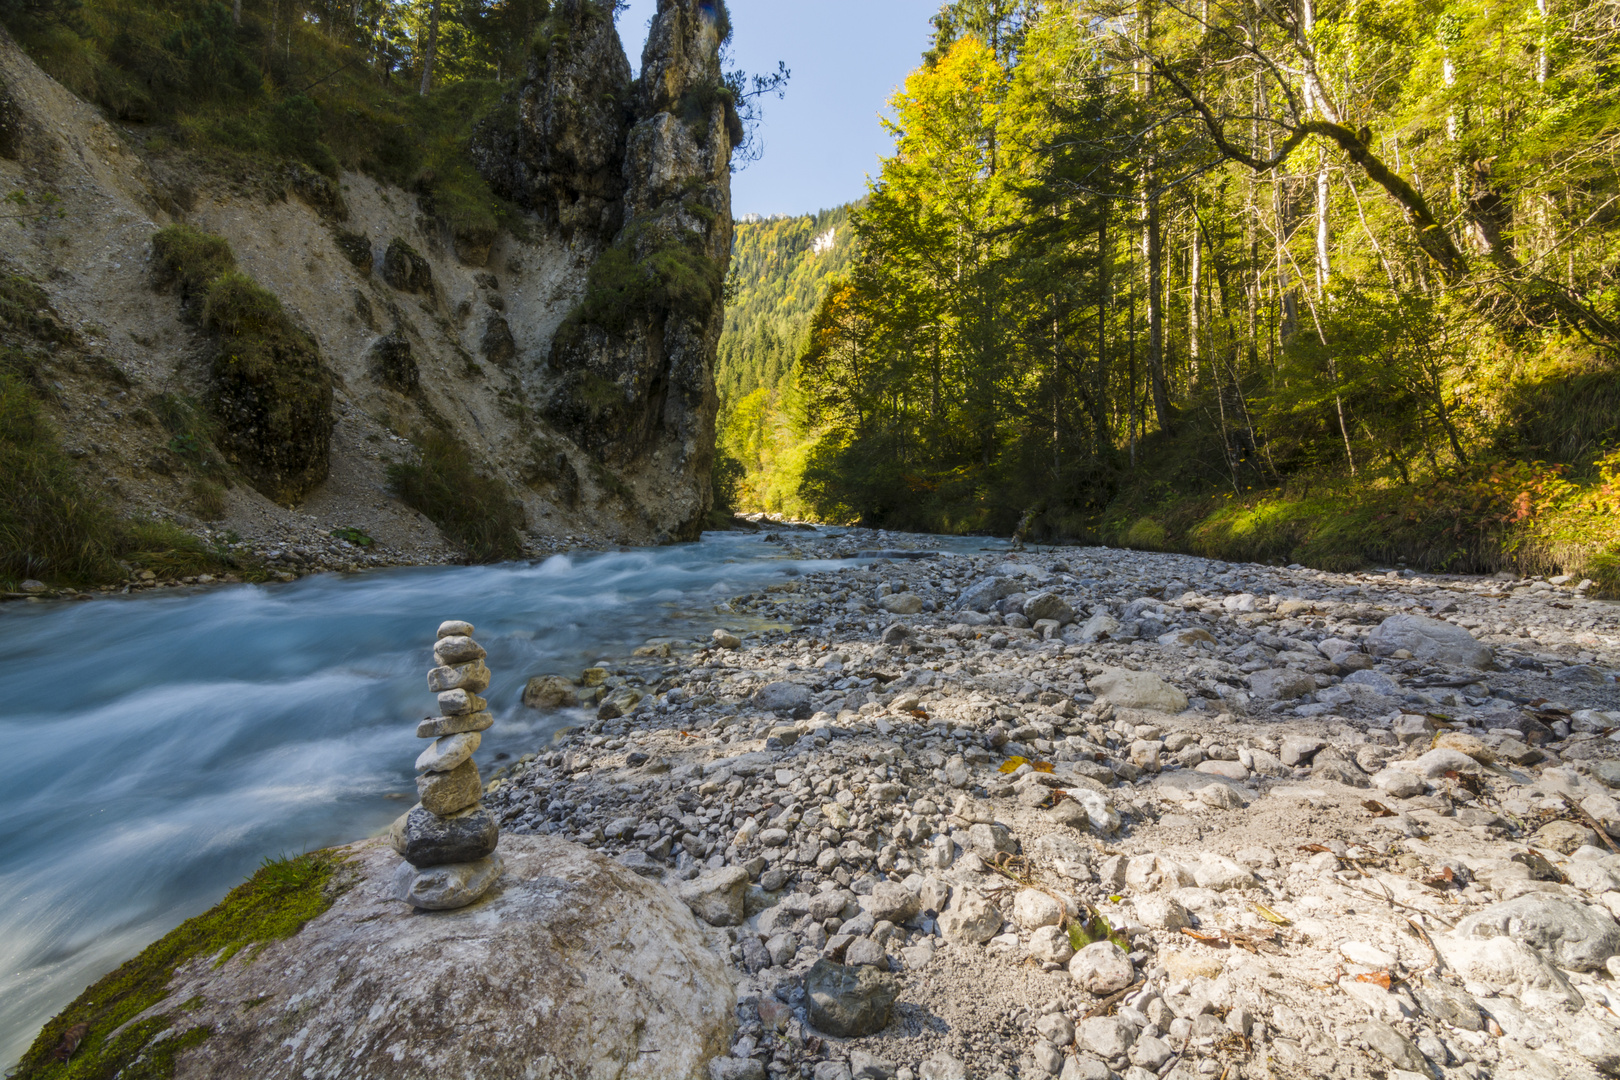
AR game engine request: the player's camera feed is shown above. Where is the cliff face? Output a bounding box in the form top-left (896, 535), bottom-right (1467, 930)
top-left (478, 0), bottom-right (734, 541)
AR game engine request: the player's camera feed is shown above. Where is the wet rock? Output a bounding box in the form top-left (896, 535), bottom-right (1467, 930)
top-left (804, 958), bottom-right (898, 1037)
top-left (415, 730), bottom-right (480, 773)
top-left (522, 674), bottom-right (579, 709)
top-left (391, 852), bottom-right (504, 910)
top-left (416, 757), bottom-right (482, 815)
top-left (416, 710), bottom-right (494, 738)
top-left (389, 803), bottom-right (499, 867)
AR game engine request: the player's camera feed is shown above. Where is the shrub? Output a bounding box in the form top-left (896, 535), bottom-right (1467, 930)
top-left (562, 220), bottom-right (723, 338)
top-left (152, 223), bottom-right (236, 302)
top-left (387, 429), bottom-right (525, 563)
top-left (0, 373), bottom-right (119, 585)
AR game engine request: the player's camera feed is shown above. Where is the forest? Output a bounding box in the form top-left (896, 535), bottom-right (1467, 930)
top-left (717, 0), bottom-right (1620, 588)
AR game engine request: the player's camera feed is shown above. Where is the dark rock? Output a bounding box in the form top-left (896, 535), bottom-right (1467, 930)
top-left (804, 958), bottom-right (898, 1037)
top-left (285, 162), bottom-right (347, 221)
top-left (381, 238), bottom-right (433, 294)
top-left (389, 803), bottom-right (499, 868)
top-left (205, 275), bottom-right (333, 504)
top-left (471, 0), bottom-right (633, 241)
top-left (480, 313), bottom-right (517, 365)
top-left (1413, 976), bottom-right (1484, 1032)
top-left (1358, 1021), bottom-right (1430, 1073)
top-left (369, 334), bottom-right (419, 393)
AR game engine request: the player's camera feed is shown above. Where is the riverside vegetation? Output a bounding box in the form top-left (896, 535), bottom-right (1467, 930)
top-left (713, 0), bottom-right (1620, 593)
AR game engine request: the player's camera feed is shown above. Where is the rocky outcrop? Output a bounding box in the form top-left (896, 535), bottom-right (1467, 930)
top-left (133, 836), bottom-right (737, 1079)
top-left (477, 0), bottom-right (734, 541)
top-left (472, 0), bottom-right (633, 241)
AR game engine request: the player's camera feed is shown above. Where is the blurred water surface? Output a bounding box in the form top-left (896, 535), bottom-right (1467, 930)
top-left (0, 529), bottom-right (910, 1066)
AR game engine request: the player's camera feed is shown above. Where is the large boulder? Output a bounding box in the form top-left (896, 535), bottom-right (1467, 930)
top-left (1248, 668), bottom-right (1316, 700)
top-left (1088, 667), bottom-right (1188, 712)
top-left (1367, 614), bottom-right (1492, 668)
top-left (753, 681), bottom-right (812, 715)
top-left (1455, 895), bottom-right (1620, 972)
top-left (96, 836), bottom-right (735, 1079)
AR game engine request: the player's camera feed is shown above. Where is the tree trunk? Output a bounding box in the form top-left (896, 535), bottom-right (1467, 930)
top-left (1094, 203), bottom-right (1111, 457)
top-left (1315, 157), bottom-right (1331, 296)
top-left (233, 0), bottom-right (241, 27)
top-left (419, 0), bottom-right (442, 97)
top-left (1188, 219), bottom-right (1201, 388)
top-left (1143, 186), bottom-right (1173, 435)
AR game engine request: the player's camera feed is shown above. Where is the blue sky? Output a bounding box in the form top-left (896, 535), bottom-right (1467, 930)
top-left (617, 0), bottom-right (940, 219)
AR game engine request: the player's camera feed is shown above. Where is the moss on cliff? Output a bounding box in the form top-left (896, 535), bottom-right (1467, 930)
top-left (14, 851), bottom-right (350, 1080)
top-left (559, 220), bottom-right (723, 341)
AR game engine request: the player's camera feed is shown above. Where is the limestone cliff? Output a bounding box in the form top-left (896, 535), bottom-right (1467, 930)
top-left (477, 0), bottom-right (735, 541)
top-left (0, 0), bottom-right (733, 567)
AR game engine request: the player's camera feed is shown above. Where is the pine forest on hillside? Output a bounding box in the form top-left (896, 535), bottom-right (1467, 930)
top-left (715, 0), bottom-right (1620, 591)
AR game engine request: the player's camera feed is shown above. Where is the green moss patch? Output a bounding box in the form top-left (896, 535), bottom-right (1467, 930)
top-left (14, 851), bottom-right (350, 1080)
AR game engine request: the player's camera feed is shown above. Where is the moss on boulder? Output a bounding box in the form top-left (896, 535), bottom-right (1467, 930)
top-left (14, 851), bottom-right (351, 1080)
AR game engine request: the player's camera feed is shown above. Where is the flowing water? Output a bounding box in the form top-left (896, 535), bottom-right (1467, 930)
top-left (0, 529), bottom-right (1002, 1066)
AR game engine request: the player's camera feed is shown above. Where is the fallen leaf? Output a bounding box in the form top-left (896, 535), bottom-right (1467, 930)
top-left (1421, 866), bottom-right (1457, 888)
top-left (1181, 928), bottom-right (1228, 947)
top-left (1354, 971), bottom-right (1394, 990)
top-left (998, 756), bottom-right (1029, 774)
top-left (1252, 903), bottom-right (1292, 926)
top-left (908, 708), bottom-right (929, 719)
top-left (51, 1022), bottom-right (88, 1062)
top-left (1032, 761), bottom-right (1055, 773)
top-left (1298, 843), bottom-right (1334, 854)
top-left (1362, 800), bottom-right (1397, 818)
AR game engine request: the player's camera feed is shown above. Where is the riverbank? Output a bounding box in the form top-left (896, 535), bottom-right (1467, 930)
top-left (477, 532), bottom-right (1620, 1079)
top-left (23, 528), bottom-right (1620, 1079)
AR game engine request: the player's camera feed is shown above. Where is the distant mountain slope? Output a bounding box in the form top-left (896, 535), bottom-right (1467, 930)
top-left (717, 205), bottom-right (858, 403)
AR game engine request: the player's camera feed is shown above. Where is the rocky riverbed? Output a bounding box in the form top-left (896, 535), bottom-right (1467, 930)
top-left (478, 533), bottom-right (1620, 1080)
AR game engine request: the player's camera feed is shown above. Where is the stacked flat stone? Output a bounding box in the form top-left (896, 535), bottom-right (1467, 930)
top-left (389, 619), bottom-right (503, 910)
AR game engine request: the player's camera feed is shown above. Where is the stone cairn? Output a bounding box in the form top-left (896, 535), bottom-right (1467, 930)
top-left (389, 620), bottom-right (503, 910)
